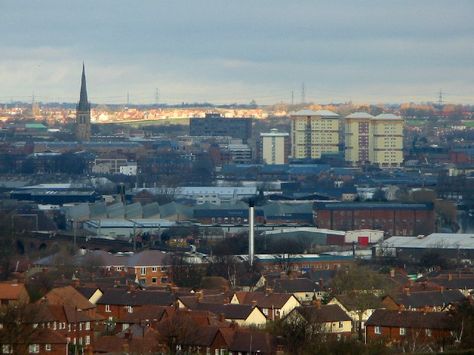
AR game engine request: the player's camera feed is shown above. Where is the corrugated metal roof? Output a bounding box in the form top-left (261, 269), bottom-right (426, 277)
top-left (382, 233), bottom-right (474, 250)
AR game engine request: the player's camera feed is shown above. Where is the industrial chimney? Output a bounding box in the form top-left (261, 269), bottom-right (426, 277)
top-left (248, 199), bottom-right (255, 266)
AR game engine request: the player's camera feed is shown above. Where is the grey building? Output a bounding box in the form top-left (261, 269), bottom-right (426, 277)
top-left (189, 113), bottom-right (252, 143)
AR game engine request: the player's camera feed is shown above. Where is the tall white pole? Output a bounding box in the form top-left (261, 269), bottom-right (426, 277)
top-left (249, 200), bottom-right (255, 267)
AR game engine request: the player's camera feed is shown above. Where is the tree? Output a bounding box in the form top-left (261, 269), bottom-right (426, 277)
top-left (170, 254), bottom-right (204, 288)
top-left (156, 313), bottom-right (202, 355)
top-left (0, 303), bottom-right (40, 354)
top-left (330, 265), bottom-right (393, 340)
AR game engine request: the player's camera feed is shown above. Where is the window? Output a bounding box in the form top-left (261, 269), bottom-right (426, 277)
top-left (400, 327), bottom-right (406, 336)
top-left (152, 267), bottom-right (157, 272)
top-left (140, 267), bottom-right (146, 275)
top-left (28, 344), bottom-right (40, 353)
top-left (127, 306), bottom-right (133, 313)
top-left (426, 329), bottom-right (432, 337)
top-left (374, 326), bottom-right (381, 335)
top-left (339, 321), bottom-right (344, 328)
top-left (85, 336), bottom-right (90, 345)
top-left (105, 304), bottom-right (111, 313)
top-left (152, 277), bottom-right (157, 284)
top-left (45, 344), bottom-right (51, 351)
top-left (85, 322), bottom-right (90, 330)
top-left (2, 345), bottom-right (11, 354)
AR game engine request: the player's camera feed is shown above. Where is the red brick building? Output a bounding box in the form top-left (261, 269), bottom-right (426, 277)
top-left (315, 202), bottom-right (435, 236)
top-left (365, 310), bottom-right (456, 350)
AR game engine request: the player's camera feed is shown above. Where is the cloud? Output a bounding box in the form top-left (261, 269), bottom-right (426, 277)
top-left (0, 0), bottom-right (473, 104)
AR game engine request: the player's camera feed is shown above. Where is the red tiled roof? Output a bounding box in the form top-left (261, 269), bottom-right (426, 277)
top-left (41, 286), bottom-right (95, 310)
top-left (0, 282), bottom-right (27, 300)
top-left (366, 310), bottom-right (456, 330)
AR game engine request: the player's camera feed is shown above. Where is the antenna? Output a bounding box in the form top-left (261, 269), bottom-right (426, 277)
top-left (155, 88), bottom-right (160, 106)
top-left (301, 82), bottom-right (306, 104)
top-left (438, 90), bottom-right (444, 107)
top-left (291, 90), bottom-right (294, 106)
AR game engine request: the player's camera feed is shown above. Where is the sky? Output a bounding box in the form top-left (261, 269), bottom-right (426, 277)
top-left (0, 0), bottom-right (473, 105)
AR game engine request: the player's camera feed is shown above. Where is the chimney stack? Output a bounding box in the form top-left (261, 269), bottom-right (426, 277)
top-left (248, 199), bottom-right (255, 267)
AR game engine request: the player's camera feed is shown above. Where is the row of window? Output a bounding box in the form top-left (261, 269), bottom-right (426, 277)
top-left (374, 326), bottom-right (432, 337)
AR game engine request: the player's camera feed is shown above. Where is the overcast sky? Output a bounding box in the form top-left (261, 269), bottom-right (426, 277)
top-left (1, 0), bottom-right (473, 105)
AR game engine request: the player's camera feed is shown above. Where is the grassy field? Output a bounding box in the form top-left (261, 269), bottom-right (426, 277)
top-left (406, 119), bottom-right (427, 127)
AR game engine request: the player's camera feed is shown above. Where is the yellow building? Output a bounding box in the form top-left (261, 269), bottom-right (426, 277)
top-left (344, 112), bottom-right (403, 167)
top-left (290, 109), bottom-right (340, 159)
top-left (371, 113), bottom-right (404, 167)
top-left (344, 112), bottom-right (374, 166)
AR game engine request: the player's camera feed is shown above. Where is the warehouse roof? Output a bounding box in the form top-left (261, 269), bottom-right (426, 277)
top-left (381, 233), bottom-right (474, 250)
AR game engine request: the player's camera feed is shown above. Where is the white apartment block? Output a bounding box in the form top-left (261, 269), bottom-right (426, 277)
top-left (260, 129), bottom-right (290, 165)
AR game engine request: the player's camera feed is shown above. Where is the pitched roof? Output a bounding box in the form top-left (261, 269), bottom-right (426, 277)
top-left (294, 304), bottom-right (352, 323)
top-left (366, 310), bottom-right (456, 330)
top-left (115, 305), bottom-right (170, 324)
top-left (0, 282), bottom-right (27, 301)
top-left (41, 286), bottom-right (95, 310)
top-left (233, 291), bottom-right (298, 309)
top-left (333, 293), bottom-right (383, 311)
top-left (97, 289), bottom-right (175, 307)
top-left (392, 290), bottom-right (466, 308)
top-left (75, 286), bottom-right (101, 299)
top-left (229, 330), bottom-right (274, 353)
top-left (193, 303), bottom-right (258, 321)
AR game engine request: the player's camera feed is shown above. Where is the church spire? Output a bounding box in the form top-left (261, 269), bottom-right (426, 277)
top-left (77, 62), bottom-right (90, 112)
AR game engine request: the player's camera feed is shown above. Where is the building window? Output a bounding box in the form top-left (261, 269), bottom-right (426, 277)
top-left (339, 322), bottom-right (343, 328)
top-left (105, 304), bottom-right (111, 313)
top-left (85, 322), bottom-right (90, 330)
top-left (152, 277), bottom-right (157, 284)
top-left (85, 336), bottom-right (90, 345)
top-left (426, 329), bottom-right (432, 337)
top-left (140, 267), bottom-right (146, 275)
top-left (2, 345), bottom-right (11, 354)
top-left (374, 326), bottom-right (381, 335)
top-left (127, 306), bottom-right (133, 313)
top-left (400, 327), bottom-right (406, 335)
top-left (152, 267), bottom-right (157, 272)
top-left (45, 344), bottom-right (52, 351)
top-left (28, 344), bottom-right (40, 353)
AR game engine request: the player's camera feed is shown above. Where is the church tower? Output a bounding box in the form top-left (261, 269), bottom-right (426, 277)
top-left (75, 63), bottom-right (91, 141)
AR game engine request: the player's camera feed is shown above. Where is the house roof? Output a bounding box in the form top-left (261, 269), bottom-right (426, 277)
top-left (366, 310), bottom-right (456, 330)
top-left (294, 304), bottom-right (352, 323)
top-left (29, 328), bottom-right (68, 344)
top-left (41, 286), bottom-right (95, 310)
top-left (233, 291), bottom-right (298, 309)
top-left (229, 330), bottom-right (274, 353)
top-left (0, 282), bottom-right (27, 300)
top-left (273, 278), bottom-right (321, 293)
top-left (193, 303), bottom-right (258, 320)
top-left (75, 286), bottom-right (101, 300)
top-left (333, 293), bottom-right (383, 311)
top-left (115, 305), bottom-right (171, 324)
top-left (391, 290), bottom-right (466, 308)
top-left (97, 289), bottom-right (175, 307)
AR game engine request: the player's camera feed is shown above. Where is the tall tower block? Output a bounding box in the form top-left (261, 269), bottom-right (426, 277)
top-left (75, 63), bottom-right (91, 141)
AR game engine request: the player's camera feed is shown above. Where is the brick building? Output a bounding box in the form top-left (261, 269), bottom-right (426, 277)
top-left (365, 310), bottom-right (456, 349)
top-left (315, 202), bottom-right (435, 236)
